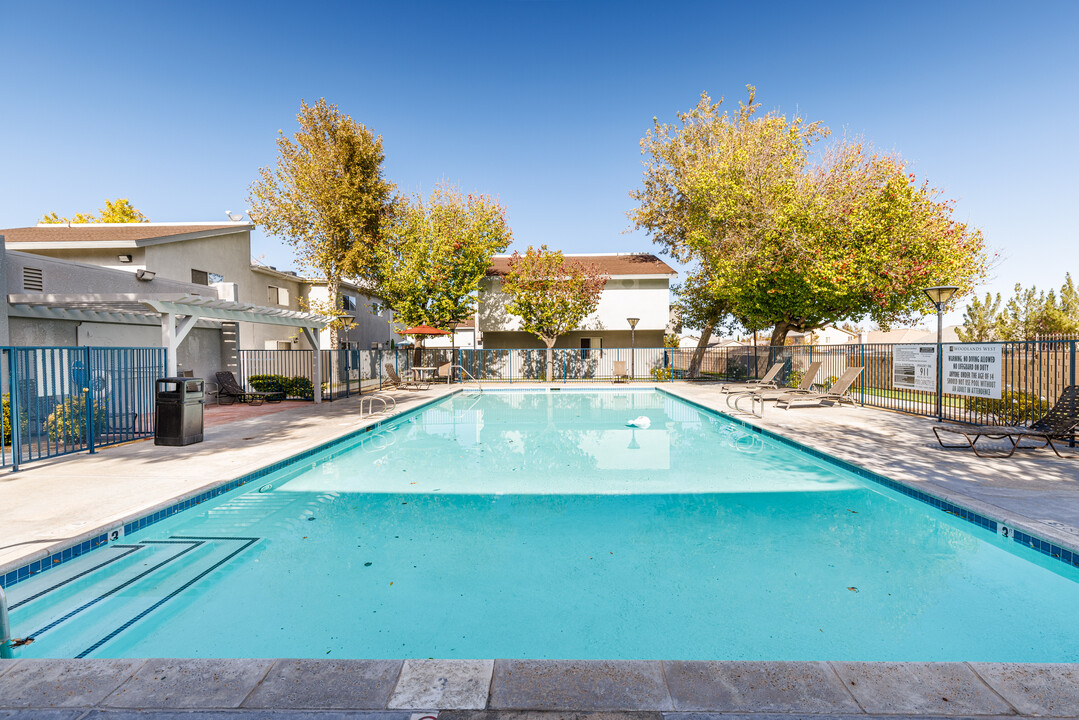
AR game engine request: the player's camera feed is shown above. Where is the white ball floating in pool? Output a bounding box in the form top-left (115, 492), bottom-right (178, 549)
top-left (626, 416), bottom-right (651, 428)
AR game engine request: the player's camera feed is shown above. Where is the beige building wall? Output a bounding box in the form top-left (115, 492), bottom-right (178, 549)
top-left (481, 329), bottom-right (664, 349)
top-left (477, 275), bottom-right (671, 349)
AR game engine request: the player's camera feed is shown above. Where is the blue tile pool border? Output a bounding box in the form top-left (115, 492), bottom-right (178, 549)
top-left (0, 391), bottom-right (458, 589)
top-left (655, 387), bottom-right (1079, 573)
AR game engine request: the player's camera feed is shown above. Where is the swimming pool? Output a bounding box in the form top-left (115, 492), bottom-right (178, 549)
top-left (8, 389), bottom-right (1079, 660)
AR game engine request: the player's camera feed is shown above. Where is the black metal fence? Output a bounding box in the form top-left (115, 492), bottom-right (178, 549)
top-left (1, 346), bottom-right (166, 470)
top-left (235, 341), bottom-right (1077, 427)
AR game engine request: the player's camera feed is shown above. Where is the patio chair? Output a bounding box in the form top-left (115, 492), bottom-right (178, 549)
top-left (720, 362), bottom-right (785, 393)
top-left (612, 360), bottom-right (629, 383)
top-left (932, 385), bottom-right (1079, 458)
top-left (383, 364), bottom-right (429, 391)
top-left (215, 372), bottom-right (285, 406)
top-left (437, 362), bottom-right (453, 384)
top-left (727, 361), bottom-right (823, 411)
top-left (775, 366), bottom-right (864, 409)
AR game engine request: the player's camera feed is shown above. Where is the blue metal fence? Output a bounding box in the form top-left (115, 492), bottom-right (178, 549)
top-left (1, 346), bottom-right (165, 470)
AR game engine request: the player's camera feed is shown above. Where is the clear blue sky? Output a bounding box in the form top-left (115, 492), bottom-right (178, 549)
top-left (2, 0), bottom-right (1076, 325)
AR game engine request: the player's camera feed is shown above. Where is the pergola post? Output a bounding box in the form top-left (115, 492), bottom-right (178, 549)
top-left (302, 326), bottom-right (322, 404)
top-left (160, 312), bottom-right (201, 377)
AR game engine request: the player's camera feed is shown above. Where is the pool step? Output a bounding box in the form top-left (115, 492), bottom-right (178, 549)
top-left (5, 535), bottom-right (259, 658)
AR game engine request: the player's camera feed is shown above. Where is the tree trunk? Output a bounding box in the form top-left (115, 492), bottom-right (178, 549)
top-left (688, 315), bottom-right (718, 378)
top-left (770, 321), bottom-right (794, 347)
top-left (326, 277), bottom-right (340, 350)
top-left (544, 338), bottom-right (556, 382)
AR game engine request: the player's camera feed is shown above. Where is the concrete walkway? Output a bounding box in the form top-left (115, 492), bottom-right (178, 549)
top-left (1, 658), bottom-right (1078, 718)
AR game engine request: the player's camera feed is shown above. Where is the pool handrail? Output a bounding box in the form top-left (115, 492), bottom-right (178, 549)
top-left (0, 585), bottom-right (12, 659)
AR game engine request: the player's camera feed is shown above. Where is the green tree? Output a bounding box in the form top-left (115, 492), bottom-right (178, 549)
top-left (41, 198), bottom-right (147, 224)
top-left (374, 185), bottom-right (512, 340)
top-left (248, 98), bottom-right (395, 347)
top-left (500, 245), bottom-right (608, 381)
top-left (957, 292), bottom-right (1003, 342)
top-left (995, 274), bottom-right (1079, 340)
top-left (631, 86), bottom-right (988, 345)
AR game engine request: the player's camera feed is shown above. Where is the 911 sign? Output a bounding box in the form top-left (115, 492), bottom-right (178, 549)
top-left (892, 344), bottom-right (937, 391)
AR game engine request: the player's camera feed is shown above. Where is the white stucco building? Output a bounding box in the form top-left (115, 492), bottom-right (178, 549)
top-left (477, 253), bottom-right (677, 349)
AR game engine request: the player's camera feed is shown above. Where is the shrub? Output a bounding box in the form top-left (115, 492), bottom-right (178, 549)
top-left (248, 374), bottom-right (290, 394)
top-left (785, 370), bottom-right (805, 389)
top-left (248, 374), bottom-right (314, 399)
top-left (45, 396), bottom-right (107, 443)
top-left (965, 389), bottom-right (1049, 424)
top-left (287, 376), bottom-right (314, 399)
top-left (650, 367), bottom-right (675, 382)
top-left (727, 365), bottom-right (747, 381)
top-left (821, 375), bottom-right (839, 391)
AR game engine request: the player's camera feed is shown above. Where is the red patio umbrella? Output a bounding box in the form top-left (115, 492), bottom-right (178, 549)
top-left (400, 325), bottom-right (449, 336)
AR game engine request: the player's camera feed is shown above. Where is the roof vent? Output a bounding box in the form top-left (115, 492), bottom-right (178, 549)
top-left (23, 267), bottom-right (43, 292)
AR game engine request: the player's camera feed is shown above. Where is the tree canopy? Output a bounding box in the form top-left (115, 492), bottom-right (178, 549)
top-left (248, 98), bottom-right (395, 346)
top-left (374, 184), bottom-right (512, 336)
top-left (41, 198), bottom-right (148, 224)
top-left (631, 86), bottom-right (989, 345)
top-left (500, 245), bottom-right (608, 380)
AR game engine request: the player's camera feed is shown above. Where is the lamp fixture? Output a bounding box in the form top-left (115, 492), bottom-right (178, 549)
top-left (136, 269), bottom-right (156, 281)
top-left (922, 285), bottom-right (959, 307)
top-left (118, 254), bottom-right (132, 263)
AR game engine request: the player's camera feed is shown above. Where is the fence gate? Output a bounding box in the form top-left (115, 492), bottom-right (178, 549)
top-left (1, 346), bottom-right (166, 470)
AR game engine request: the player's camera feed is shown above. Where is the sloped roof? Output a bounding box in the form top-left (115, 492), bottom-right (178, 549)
top-left (0, 223), bottom-right (252, 247)
top-left (487, 253), bottom-right (676, 277)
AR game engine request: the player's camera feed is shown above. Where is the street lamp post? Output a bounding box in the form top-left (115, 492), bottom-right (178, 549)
top-left (922, 285), bottom-right (959, 422)
top-left (627, 317), bottom-right (640, 380)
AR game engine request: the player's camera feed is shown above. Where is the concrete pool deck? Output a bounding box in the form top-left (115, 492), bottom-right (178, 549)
top-left (1, 381), bottom-right (1078, 718)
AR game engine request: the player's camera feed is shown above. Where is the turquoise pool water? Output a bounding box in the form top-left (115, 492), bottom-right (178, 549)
top-left (9, 389), bottom-right (1079, 660)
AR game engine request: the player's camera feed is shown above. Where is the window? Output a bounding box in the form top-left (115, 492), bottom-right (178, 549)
top-left (339, 294), bottom-right (357, 312)
top-left (267, 286), bottom-right (289, 306)
top-left (22, 267), bottom-right (43, 292)
top-left (580, 337), bottom-right (603, 358)
top-left (191, 269), bottom-right (209, 285)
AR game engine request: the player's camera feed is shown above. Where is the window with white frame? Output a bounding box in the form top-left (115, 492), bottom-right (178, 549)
top-left (267, 285), bottom-right (290, 306)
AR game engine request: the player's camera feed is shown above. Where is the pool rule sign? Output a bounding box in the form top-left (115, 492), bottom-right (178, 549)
top-left (892, 344), bottom-right (937, 391)
top-left (942, 343), bottom-right (1002, 399)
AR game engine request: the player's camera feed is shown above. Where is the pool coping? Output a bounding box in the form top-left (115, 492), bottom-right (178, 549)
top-left (0, 657), bottom-right (1078, 716)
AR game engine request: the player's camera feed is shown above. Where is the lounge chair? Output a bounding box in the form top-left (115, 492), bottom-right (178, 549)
top-left (775, 366), bottom-right (864, 409)
top-left (727, 361), bottom-right (823, 412)
top-left (384, 364), bottom-right (429, 391)
top-left (932, 385), bottom-right (1079, 458)
top-left (215, 371), bottom-right (285, 406)
top-left (720, 362), bottom-right (785, 393)
top-left (612, 360), bottom-right (629, 383)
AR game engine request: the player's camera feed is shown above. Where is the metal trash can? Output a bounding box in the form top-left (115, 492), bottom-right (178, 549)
top-left (155, 377), bottom-right (205, 446)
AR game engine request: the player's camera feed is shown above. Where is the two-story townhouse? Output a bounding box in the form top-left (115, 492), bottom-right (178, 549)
top-left (478, 253), bottom-right (677, 349)
top-left (3, 222), bottom-right (394, 351)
